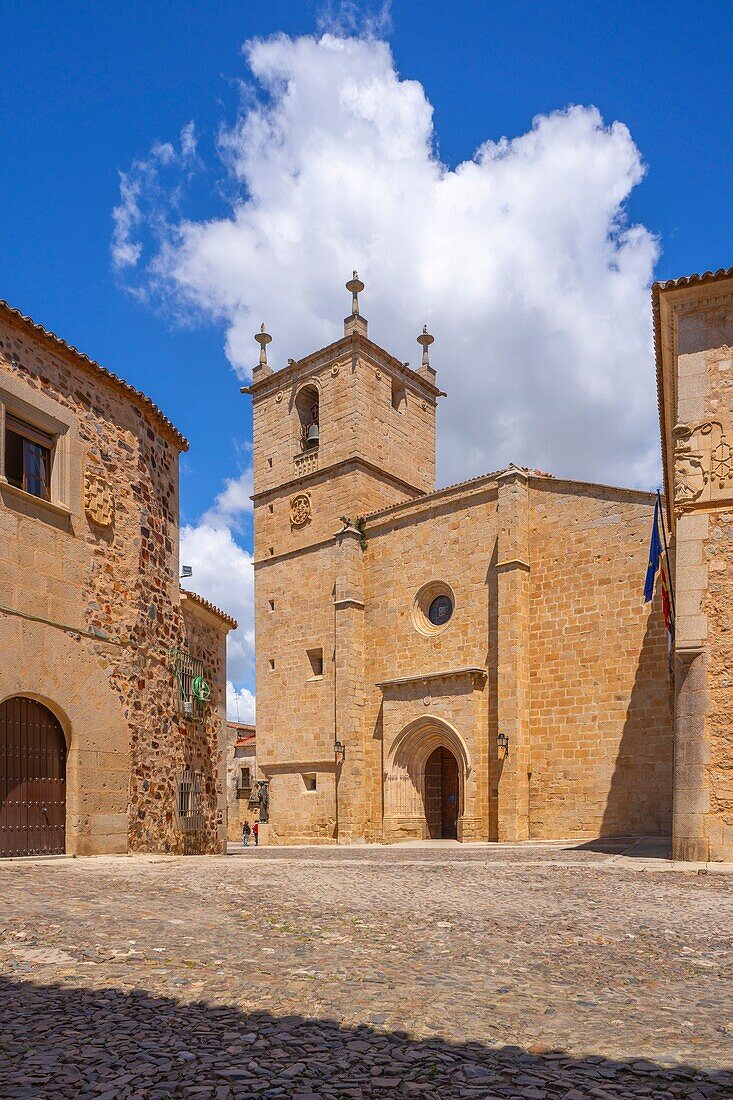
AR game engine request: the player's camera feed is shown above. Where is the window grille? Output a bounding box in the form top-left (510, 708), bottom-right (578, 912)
top-left (171, 647), bottom-right (209, 723)
top-left (177, 767), bottom-right (204, 835)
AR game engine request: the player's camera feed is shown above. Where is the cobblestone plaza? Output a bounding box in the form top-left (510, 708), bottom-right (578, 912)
top-left (1, 843), bottom-right (732, 1098)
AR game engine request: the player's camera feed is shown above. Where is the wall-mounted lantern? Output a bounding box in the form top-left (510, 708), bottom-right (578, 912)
top-left (497, 732), bottom-right (510, 756)
top-left (334, 740), bottom-right (345, 763)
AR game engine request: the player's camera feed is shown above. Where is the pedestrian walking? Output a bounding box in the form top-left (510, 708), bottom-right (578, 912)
top-left (242, 820), bottom-right (251, 847)
top-left (253, 820), bottom-right (259, 846)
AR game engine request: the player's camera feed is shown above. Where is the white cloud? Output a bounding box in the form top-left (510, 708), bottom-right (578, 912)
top-left (316, 0), bottom-right (392, 38)
top-left (200, 467), bottom-right (253, 532)
top-left (112, 122), bottom-right (198, 271)
top-left (117, 31), bottom-right (661, 490)
top-left (226, 681), bottom-right (256, 724)
top-left (180, 519), bottom-right (254, 685)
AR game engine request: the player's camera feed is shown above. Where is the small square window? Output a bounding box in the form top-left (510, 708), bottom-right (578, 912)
top-left (4, 414), bottom-right (53, 500)
top-left (307, 648), bottom-right (323, 678)
top-left (302, 773), bottom-right (317, 792)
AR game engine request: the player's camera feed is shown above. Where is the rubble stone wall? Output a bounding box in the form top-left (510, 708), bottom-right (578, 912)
top-left (0, 311), bottom-right (227, 855)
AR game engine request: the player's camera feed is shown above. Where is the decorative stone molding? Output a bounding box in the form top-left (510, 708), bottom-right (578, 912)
top-left (411, 580), bottom-right (456, 637)
top-left (289, 491), bottom-right (311, 527)
top-left (84, 471), bottom-right (114, 527)
top-left (293, 450), bottom-right (318, 477)
top-left (376, 667), bottom-right (486, 689)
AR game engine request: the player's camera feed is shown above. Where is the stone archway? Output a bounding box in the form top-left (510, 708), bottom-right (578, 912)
top-left (0, 696), bottom-right (67, 856)
top-left (384, 717), bottom-right (471, 842)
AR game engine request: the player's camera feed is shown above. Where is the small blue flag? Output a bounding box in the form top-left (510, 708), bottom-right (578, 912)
top-left (644, 496), bottom-right (662, 603)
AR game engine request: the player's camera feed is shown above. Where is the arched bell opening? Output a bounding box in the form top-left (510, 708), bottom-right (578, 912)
top-left (295, 384), bottom-right (319, 451)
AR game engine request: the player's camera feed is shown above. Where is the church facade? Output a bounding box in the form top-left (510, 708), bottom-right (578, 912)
top-left (246, 276), bottom-right (687, 848)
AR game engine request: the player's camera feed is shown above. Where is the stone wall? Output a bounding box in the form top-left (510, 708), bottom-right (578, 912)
top-left (0, 307), bottom-right (229, 855)
top-left (657, 277), bottom-right (733, 860)
top-left (528, 481), bottom-right (673, 839)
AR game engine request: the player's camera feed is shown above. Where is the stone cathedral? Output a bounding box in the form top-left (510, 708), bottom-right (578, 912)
top-left (245, 268), bottom-right (733, 860)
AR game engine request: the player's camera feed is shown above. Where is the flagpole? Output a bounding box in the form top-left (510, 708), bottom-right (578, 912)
top-left (657, 489), bottom-right (676, 621)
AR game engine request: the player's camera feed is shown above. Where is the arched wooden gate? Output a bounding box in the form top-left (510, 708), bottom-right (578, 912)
top-left (0, 697), bottom-right (66, 857)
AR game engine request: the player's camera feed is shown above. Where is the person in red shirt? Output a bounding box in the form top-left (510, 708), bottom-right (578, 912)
top-left (253, 820), bottom-right (259, 847)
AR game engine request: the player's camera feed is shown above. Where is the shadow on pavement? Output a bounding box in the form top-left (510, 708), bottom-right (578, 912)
top-left (565, 836), bottom-right (673, 859)
top-left (0, 976), bottom-right (730, 1098)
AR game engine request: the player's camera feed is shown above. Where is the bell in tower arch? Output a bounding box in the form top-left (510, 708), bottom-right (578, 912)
top-left (305, 421), bottom-right (319, 448)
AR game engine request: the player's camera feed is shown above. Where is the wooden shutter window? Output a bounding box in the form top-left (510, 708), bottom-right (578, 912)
top-left (6, 414), bottom-right (55, 449)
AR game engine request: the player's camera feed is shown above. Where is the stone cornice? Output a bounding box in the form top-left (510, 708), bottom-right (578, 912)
top-left (376, 667), bottom-right (487, 689)
top-left (241, 330), bottom-right (445, 402)
top-left (251, 455), bottom-right (427, 503)
top-left (496, 557), bottom-right (530, 572)
top-left (362, 468), bottom-right (654, 536)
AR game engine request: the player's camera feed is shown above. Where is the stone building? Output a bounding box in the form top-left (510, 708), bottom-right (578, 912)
top-left (244, 276), bottom-right (675, 847)
top-left (0, 300), bottom-right (236, 857)
top-left (225, 721), bottom-right (257, 841)
top-left (655, 267), bottom-right (733, 861)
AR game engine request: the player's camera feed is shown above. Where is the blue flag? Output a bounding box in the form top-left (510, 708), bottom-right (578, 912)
top-left (644, 496), bottom-right (662, 603)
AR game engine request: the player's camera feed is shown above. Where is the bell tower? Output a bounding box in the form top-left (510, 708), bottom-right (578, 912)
top-left (243, 275), bottom-right (444, 844)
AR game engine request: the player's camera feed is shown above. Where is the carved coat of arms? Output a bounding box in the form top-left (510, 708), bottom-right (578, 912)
top-left (673, 420), bottom-right (733, 507)
top-left (290, 492), bottom-right (311, 526)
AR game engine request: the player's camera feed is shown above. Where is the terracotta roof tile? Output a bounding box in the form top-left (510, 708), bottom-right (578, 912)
top-left (652, 266), bottom-right (733, 292)
top-left (181, 589), bottom-right (238, 630)
top-left (0, 299), bottom-right (189, 451)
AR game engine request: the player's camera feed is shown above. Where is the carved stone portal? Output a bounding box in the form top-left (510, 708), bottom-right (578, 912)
top-left (673, 420), bottom-right (733, 506)
top-left (84, 471), bottom-right (114, 527)
top-left (290, 492), bottom-right (311, 526)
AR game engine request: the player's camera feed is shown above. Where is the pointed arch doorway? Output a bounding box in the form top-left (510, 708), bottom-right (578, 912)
top-left (0, 697), bottom-right (66, 857)
top-left (384, 717), bottom-right (470, 842)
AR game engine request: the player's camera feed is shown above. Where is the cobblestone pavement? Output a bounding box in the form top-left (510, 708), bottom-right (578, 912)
top-left (1, 842), bottom-right (733, 1099)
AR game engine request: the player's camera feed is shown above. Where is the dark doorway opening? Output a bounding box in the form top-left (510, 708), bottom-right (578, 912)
top-left (424, 746), bottom-right (459, 839)
top-left (0, 697), bottom-right (66, 857)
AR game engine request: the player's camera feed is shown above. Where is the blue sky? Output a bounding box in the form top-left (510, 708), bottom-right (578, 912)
top-left (2, 1), bottom-right (732, 715)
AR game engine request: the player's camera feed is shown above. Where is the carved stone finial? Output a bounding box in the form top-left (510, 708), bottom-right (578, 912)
top-left (417, 324), bottom-right (434, 370)
top-left (345, 271), bottom-right (365, 317)
top-left (255, 323), bottom-right (272, 368)
top-left (344, 272), bottom-right (367, 337)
